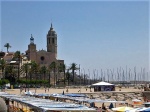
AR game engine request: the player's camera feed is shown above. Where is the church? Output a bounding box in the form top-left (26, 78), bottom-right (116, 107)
top-left (26, 23), bottom-right (64, 67)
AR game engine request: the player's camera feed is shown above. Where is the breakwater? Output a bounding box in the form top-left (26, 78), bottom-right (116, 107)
top-left (82, 91), bottom-right (150, 102)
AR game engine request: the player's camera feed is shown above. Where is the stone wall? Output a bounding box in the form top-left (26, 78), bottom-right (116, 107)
top-left (143, 91), bottom-right (150, 101)
top-left (85, 92), bottom-right (144, 101)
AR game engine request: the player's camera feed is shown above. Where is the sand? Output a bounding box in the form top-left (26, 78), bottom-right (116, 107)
top-left (4, 86), bottom-right (143, 95)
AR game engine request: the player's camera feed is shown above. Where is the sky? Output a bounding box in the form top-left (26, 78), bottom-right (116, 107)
top-left (0, 0), bottom-right (149, 80)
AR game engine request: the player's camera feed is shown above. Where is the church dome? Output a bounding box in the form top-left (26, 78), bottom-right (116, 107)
top-left (47, 23), bottom-right (57, 36)
top-left (30, 34), bottom-right (34, 44)
top-left (30, 35), bottom-right (34, 41)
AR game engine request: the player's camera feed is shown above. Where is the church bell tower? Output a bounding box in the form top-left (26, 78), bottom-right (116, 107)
top-left (27, 34), bottom-right (36, 60)
top-left (47, 23), bottom-right (57, 58)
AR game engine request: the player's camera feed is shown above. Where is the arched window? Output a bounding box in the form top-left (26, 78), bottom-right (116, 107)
top-left (49, 38), bottom-right (50, 44)
top-left (52, 38), bottom-right (54, 44)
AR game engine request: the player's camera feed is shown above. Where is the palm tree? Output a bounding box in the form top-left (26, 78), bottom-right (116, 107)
top-left (39, 68), bottom-right (43, 80)
top-left (49, 61), bottom-right (57, 86)
top-left (57, 64), bottom-right (61, 85)
top-left (22, 63), bottom-right (30, 92)
top-left (0, 58), bottom-right (6, 78)
top-left (4, 43), bottom-right (11, 53)
top-left (70, 63), bottom-right (78, 84)
top-left (66, 69), bottom-right (70, 86)
top-left (5, 65), bottom-right (16, 85)
top-left (40, 66), bottom-right (47, 81)
top-left (57, 63), bottom-right (66, 86)
top-left (59, 64), bottom-right (66, 85)
top-left (30, 61), bottom-right (39, 81)
top-left (48, 65), bottom-right (52, 87)
top-left (13, 51), bottom-right (21, 80)
top-left (30, 61), bottom-right (39, 93)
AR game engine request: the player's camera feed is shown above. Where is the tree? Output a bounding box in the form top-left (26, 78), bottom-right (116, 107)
top-left (70, 63), bottom-right (78, 84)
top-left (0, 79), bottom-right (9, 87)
top-left (30, 61), bottom-right (39, 81)
top-left (22, 63), bottom-right (30, 91)
top-left (40, 66), bottom-right (47, 81)
top-left (5, 65), bottom-right (16, 85)
top-left (62, 64), bottom-right (66, 85)
top-left (0, 58), bottom-right (6, 78)
top-left (48, 65), bottom-right (51, 87)
top-left (49, 61), bottom-right (57, 86)
top-left (13, 51), bottom-right (21, 59)
top-left (29, 61), bottom-right (39, 93)
top-left (4, 43), bottom-right (11, 53)
top-left (58, 63), bottom-right (66, 85)
top-left (66, 69), bottom-right (70, 86)
top-left (13, 51), bottom-right (21, 80)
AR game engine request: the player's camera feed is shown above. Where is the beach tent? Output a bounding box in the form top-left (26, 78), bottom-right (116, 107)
top-left (92, 81), bottom-right (115, 91)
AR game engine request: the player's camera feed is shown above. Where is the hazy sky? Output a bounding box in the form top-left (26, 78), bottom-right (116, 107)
top-left (0, 0), bottom-right (149, 80)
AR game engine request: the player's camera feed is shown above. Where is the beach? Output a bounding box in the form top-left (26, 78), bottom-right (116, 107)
top-left (4, 86), bottom-right (145, 109)
top-left (5, 86), bottom-right (143, 94)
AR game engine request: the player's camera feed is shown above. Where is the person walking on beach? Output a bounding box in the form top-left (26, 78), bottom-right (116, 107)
top-left (66, 88), bottom-right (68, 92)
top-left (102, 103), bottom-right (106, 112)
top-left (90, 87), bottom-right (92, 92)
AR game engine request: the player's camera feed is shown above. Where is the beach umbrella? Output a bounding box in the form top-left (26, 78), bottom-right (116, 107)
top-left (109, 103), bottom-right (114, 109)
top-left (112, 106), bottom-right (134, 112)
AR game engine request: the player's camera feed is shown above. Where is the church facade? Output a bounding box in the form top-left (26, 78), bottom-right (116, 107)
top-left (26, 24), bottom-right (64, 67)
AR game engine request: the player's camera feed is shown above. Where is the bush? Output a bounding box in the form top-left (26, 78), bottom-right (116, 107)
top-left (0, 79), bottom-right (9, 86)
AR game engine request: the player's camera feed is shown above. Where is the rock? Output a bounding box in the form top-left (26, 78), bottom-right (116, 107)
top-left (101, 96), bottom-right (106, 100)
top-left (105, 95), bottom-right (111, 99)
top-left (116, 96), bottom-right (125, 101)
top-left (110, 96), bottom-right (116, 99)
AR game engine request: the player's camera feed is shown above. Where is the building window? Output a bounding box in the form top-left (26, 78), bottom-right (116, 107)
top-left (52, 38), bottom-right (54, 44)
